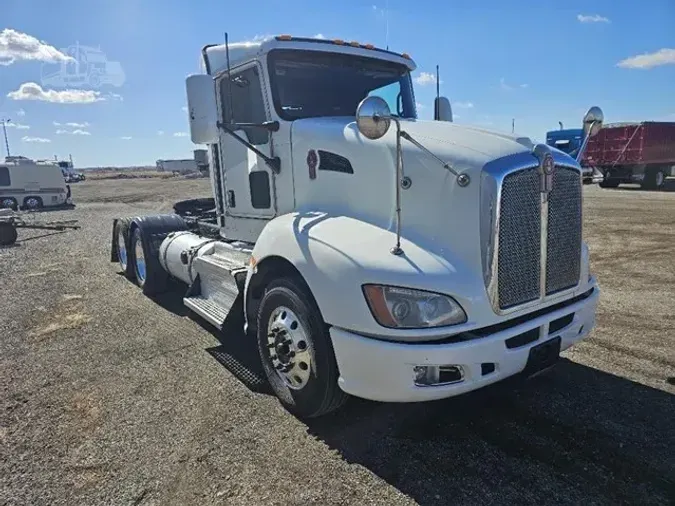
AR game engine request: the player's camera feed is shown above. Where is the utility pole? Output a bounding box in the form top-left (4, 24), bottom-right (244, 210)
top-left (1, 118), bottom-right (11, 158)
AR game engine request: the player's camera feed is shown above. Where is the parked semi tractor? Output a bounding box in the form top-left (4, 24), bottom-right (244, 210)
top-left (583, 121), bottom-right (675, 190)
top-left (110, 35), bottom-right (603, 418)
top-left (546, 126), bottom-right (603, 184)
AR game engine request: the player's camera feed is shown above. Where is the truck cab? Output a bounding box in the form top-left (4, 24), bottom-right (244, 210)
top-left (111, 35), bottom-right (604, 418)
top-left (546, 127), bottom-right (603, 184)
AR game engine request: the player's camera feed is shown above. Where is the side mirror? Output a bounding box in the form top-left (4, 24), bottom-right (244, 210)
top-left (434, 97), bottom-right (453, 122)
top-left (185, 74), bottom-right (219, 144)
top-left (356, 96), bottom-right (391, 140)
top-left (582, 106), bottom-right (604, 138)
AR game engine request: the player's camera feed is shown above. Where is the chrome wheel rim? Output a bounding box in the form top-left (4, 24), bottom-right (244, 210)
top-left (25, 198), bottom-right (40, 209)
top-left (117, 229), bottom-right (128, 270)
top-left (266, 306), bottom-right (312, 390)
top-left (1, 198), bottom-right (14, 209)
top-left (133, 229), bottom-right (146, 282)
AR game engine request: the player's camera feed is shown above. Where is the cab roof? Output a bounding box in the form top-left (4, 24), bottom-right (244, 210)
top-left (203, 35), bottom-right (416, 77)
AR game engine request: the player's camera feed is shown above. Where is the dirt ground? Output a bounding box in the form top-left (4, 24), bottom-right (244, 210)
top-left (1, 178), bottom-right (673, 506)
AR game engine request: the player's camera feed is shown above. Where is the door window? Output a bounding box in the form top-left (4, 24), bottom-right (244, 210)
top-left (220, 66), bottom-right (268, 145)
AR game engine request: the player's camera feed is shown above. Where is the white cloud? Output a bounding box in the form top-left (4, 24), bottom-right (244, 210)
top-left (617, 48), bottom-right (675, 69)
top-left (0, 28), bottom-right (73, 66)
top-left (251, 34), bottom-right (273, 42)
top-left (500, 78), bottom-right (528, 90)
top-left (66, 121), bottom-right (90, 128)
top-left (577, 14), bottom-right (610, 24)
top-left (313, 33), bottom-right (325, 39)
top-left (454, 102), bottom-right (474, 109)
top-left (56, 127), bottom-right (91, 135)
top-left (416, 102), bottom-right (425, 110)
top-left (22, 136), bottom-right (50, 143)
top-left (120, 136), bottom-right (132, 140)
top-left (173, 132), bottom-right (188, 137)
top-left (414, 72), bottom-right (442, 86)
top-left (16, 108), bottom-right (26, 117)
top-left (181, 106), bottom-right (188, 113)
top-left (103, 92), bottom-right (124, 102)
top-left (8, 82), bottom-right (107, 104)
top-left (5, 122), bottom-right (30, 130)
top-left (500, 78), bottom-right (512, 90)
top-left (157, 130), bottom-right (164, 136)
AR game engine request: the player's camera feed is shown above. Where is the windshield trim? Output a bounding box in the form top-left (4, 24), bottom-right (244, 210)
top-left (266, 48), bottom-right (416, 122)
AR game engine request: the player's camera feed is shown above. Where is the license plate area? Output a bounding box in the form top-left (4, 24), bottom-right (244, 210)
top-left (523, 336), bottom-right (561, 377)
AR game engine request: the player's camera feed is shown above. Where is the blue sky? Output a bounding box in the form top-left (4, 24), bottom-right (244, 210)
top-left (1, 0), bottom-right (673, 168)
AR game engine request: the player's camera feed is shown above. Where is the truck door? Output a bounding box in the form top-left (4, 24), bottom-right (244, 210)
top-left (217, 62), bottom-right (276, 219)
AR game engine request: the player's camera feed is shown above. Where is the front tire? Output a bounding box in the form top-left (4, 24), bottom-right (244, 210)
top-left (256, 277), bottom-right (348, 418)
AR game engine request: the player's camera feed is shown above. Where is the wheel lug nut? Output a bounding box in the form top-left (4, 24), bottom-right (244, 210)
top-left (288, 351), bottom-right (295, 358)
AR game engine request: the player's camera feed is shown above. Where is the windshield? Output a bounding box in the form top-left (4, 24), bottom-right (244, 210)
top-left (267, 49), bottom-right (416, 121)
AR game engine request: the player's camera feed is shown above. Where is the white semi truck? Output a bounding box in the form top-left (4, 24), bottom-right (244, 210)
top-left (111, 35), bottom-right (603, 418)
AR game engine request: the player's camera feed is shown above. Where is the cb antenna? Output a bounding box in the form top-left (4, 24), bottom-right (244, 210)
top-left (224, 32), bottom-right (234, 125)
top-left (385, 0), bottom-right (389, 50)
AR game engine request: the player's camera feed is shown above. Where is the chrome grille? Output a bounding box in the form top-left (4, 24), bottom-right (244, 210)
top-left (546, 167), bottom-right (582, 294)
top-left (497, 168), bottom-right (541, 309)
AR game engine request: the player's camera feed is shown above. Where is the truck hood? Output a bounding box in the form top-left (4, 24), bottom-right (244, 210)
top-left (293, 116), bottom-right (535, 170)
top-left (289, 116), bottom-right (546, 292)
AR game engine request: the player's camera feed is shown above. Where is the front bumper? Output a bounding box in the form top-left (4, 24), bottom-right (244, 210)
top-left (330, 286), bottom-right (599, 402)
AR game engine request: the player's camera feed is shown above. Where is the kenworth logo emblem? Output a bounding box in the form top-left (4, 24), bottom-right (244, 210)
top-left (533, 144), bottom-right (555, 195)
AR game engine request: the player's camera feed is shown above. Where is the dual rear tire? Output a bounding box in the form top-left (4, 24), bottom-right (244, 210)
top-left (114, 215), bottom-right (186, 295)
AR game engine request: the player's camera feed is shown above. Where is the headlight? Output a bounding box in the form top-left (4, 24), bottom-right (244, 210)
top-left (362, 284), bottom-right (467, 329)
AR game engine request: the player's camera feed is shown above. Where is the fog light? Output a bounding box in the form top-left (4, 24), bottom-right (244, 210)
top-left (413, 365), bottom-right (464, 386)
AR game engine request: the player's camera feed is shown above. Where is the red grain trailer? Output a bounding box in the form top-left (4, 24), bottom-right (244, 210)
top-left (581, 121), bottom-right (675, 190)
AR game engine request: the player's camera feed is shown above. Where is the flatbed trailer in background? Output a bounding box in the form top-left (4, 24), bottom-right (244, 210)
top-left (583, 121), bottom-right (675, 190)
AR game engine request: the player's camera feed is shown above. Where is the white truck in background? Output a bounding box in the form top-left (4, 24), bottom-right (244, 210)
top-left (110, 35), bottom-right (603, 418)
top-left (1, 156), bottom-right (73, 210)
top-left (156, 158), bottom-right (199, 174)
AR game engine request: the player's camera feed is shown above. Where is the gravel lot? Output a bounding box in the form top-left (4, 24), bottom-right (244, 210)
top-left (1, 178), bottom-right (674, 505)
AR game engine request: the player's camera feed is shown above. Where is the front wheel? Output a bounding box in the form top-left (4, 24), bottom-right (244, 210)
top-left (256, 277), bottom-right (348, 418)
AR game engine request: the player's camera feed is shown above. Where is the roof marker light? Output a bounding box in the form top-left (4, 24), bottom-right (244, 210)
top-left (349, 41), bottom-right (360, 47)
top-left (363, 44), bottom-right (375, 49)
top-left (276, 34), bottom-right (292, 41)
top-left (333, 39), bottom-right (345, 45)
top-left (401, 53), bottom-right (411, 59)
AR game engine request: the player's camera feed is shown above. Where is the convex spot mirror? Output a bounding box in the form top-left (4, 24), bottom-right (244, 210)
top-left (356, 96), bottom-right (392, 140)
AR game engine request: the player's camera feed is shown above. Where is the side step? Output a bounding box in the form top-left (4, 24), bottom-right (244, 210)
top-left (184, 295), bottom-right (231, 329)
top-left (182, 244), bottom-right (249, 330)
